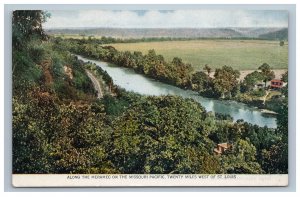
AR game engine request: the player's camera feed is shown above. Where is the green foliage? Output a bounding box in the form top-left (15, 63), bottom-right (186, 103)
top-left (13, 10), bottom-right (50, 49)
top-left (281, 71), bottom-right (288, 82)
top-left (276, 99), bottom-right (288, 136)
top-left (51, 53), bottom-right (65, 79)
top-left (261, 97), bottom-right (288, 174)
top-left (102, 94), bottom-right (131, 117)
top-left (265, 96), bottom-right (286, 113)
top-left (111, 95), bottom-right (222, 174)
top-left (12, 48), bottom-right (43, 91)
top-left (261, 142), bottom-right (288, 174)
top-left (208, 122), bottom-right (231, 143)
top-left (281, 71), bottom-right (288, 97)
top-left (221, 139), bottom-right (263, 174)
top-left (13, 86), bottom-right (115, 173)
top-left (259, 63), bottom-right (275, 87)
top-left (13, 83), bottom-right (287, 174)
top-left (191, 71), bottom-right (210, 92)
top-left (280, 40), bottom-right (284, 46)
top-left (64, 37), bottom-right (286, 104)
top-left (73, 69), bottom-right (92, 92)
top-left (235, 139), bottom-right (257, 162)
top-left (27, 40), bottom-right (47, 64)
top-left (242, 71), bottom-right (264, 92)
top-left (281, 84), bottom-right (288, 97)
top-left (250, 89), bottom-right (266, 97)
top-left (13, 87), bottom-right (58, 173)
top-left (66, 39), bottom-right (194, 88)
top-left (12, 13), bottom-right (288, 175)
top-left (83, 62), bottom-right (115, 94)
top-left (213, 66), bottom-right (240, 98)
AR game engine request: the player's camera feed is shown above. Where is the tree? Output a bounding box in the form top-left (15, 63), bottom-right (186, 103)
top-left (261, 95), bottom-right (288, 174)
top-left (191, 71), bottom-right (210, 92)
top-left (242, 71), bottom-right (264, 92)
top-left (111, 95), bottom-right (222, 174)
top-left (203, 64), bottom-right (212, 77)
top-left (143, 49), bottom-right (158, 75)
top-left (258, 63), bottom-right (275, 88)
top-left (171, 57), bottom-right (183, 66)
top-left (281, 71), bottom-right (288, 97)
top-left (12, 11), bottom-right (50, 89)
top-left (222, 139), bottom-right (263, 174)
top-left (261, 142), bottom-right (288, 174)
top-left (171, 57), bottom-right (193, 87)
top-left (213, 66), bottom-right (240, 98)
top-left (276, 99), bottom-right (288, 139)
top-left (281, 71), bottom-right (288, 83)
top-left (12, 10), bottom-right (50, 49)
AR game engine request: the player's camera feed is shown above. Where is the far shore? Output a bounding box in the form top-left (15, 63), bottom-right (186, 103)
top-left (210, 69), bottom-right (287, 81)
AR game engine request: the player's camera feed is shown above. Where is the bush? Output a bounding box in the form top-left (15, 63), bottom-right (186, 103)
top-left (51, 55), bottom-right (64, 79)
top-left (280, 40), bottom-right (284, 46)
top-left (250, 89), bottom-right (266, 97)
top-left (28, 41), bottom-right (47, 64)
top-left (13, 50), bottom-right (43, 90)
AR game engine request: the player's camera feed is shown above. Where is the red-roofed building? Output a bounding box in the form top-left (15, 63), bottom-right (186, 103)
top-left (270, 79), bottom-right (283, 89)
top-left (214, 143), bottom-right (232, 155)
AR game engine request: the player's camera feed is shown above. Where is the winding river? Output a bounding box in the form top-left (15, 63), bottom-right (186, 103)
top-left (76, 55), bottom-right (277, 128)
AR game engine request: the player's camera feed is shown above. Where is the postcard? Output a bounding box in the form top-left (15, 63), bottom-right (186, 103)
top-left (12, 8), bottom-right (288, 187)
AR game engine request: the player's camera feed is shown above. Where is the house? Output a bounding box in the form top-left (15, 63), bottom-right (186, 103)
top-left (270, 79), bottom-right (283, 89)
top-left (256, 83), bottom-right (264, 88)
top-left (214, 143), bottom-right (232, 155)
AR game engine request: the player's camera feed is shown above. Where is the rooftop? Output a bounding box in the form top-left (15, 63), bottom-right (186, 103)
top-left (271, 79), bottom-right (283, 82)
top-left (218, 143), bottom-right (232, 149)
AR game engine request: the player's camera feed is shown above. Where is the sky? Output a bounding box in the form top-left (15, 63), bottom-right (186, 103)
top-left (44, 10), bottom-right (288, 29)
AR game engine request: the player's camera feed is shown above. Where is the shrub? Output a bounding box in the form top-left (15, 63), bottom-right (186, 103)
top-left (250, 89), bottom-right (266, 97)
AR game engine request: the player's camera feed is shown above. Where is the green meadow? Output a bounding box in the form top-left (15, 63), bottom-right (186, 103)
top-left (106, 39), bottom-right (288, 71)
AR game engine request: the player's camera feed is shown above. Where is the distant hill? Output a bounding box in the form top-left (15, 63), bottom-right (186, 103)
top-left (232, 27), bottom-right (284, 38)
top-left (46, 27), bottom-right (288, 39)
top-left (258, 28), bottom-right (288, 40)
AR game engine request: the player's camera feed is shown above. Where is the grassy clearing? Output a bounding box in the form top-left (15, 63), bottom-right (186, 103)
top-left (105, 40), bottom-right (288, 71)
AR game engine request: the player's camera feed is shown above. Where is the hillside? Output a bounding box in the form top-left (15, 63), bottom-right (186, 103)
top-left (258, 28), bottom-right (288, 40)
top-left (13, 11), bottom-right (288, 175)
top-left (46, 27), bottom-right (286, 39)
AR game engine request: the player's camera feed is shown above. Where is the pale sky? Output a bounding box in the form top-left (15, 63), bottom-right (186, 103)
top-left (44, 10), bottom-right (288, 29)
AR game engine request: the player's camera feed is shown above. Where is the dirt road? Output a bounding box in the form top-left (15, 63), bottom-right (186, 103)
top-left (85, 69), bottom-right (103, 99)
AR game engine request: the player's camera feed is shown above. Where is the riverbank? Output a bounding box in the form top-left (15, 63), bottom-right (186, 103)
top-left (260, 109), bottom-right (278, 115)
top-left (210, 69), bottom-right (287, 82)
top-left (76, 53), bottom-right (279, 115)
top-left (70, 42), bottom-right (285, 116)
top-left (75, 54), bottom-right (277, 128)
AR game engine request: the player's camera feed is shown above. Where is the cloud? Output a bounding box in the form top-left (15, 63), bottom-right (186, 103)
top-left (44, 10), bottom-right (288, 28)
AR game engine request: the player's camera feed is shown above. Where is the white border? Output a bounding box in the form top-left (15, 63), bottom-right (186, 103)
top-left (12, 174), bottom-right (288, 187)
top-left (1, 0), bottom-right (299, 195)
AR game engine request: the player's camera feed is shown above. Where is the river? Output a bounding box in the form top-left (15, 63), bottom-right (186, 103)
top-left (76, 55), bottom-right (277, 128)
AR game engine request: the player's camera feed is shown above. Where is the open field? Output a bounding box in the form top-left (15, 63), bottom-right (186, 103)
top-left (52, 34), bottom-right (105, 39)
top-left (105, 40), bottom-right (288, 71)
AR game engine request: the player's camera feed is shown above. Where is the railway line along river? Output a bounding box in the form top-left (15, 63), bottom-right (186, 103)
top-left (76, 55), bottom-right (277, 128)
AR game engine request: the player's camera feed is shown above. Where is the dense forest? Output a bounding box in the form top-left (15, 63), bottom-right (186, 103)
top-left (12, 11), bottom-right (288, 174)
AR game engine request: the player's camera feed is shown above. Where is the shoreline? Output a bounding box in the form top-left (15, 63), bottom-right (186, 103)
top-left (74, 54), bottom-right (280, 116)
